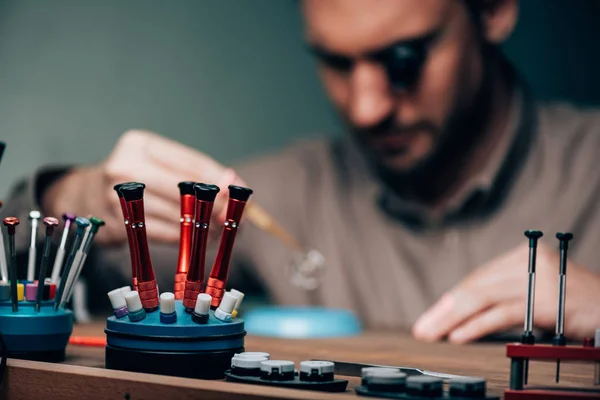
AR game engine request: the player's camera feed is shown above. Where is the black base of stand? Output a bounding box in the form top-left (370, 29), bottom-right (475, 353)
top-left (224, 370), bottom-right (349, 392)
top-left (6, 349), bottom-right (66, 363)
top-left (106, 345), bottom-right (244, 379)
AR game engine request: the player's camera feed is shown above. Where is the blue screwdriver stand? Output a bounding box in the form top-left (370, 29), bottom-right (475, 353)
top-left (0, 300), bottom-right (73, 362)
top-left (105, 300), bottom-right (245, 379)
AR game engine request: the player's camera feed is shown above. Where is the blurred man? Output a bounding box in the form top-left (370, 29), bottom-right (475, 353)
top-left (4, 0), bottom-right (600, 342)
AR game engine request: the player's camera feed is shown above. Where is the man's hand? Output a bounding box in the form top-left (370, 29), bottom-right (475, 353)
top-left (42, 130), bottom-right (244, 245)
top-left (412, 242), bottom-right (600, 343)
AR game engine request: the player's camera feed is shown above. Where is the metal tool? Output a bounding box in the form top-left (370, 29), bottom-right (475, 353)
top-left (50, 213), bottom-right (76, 283)
top-left (120, 183), bottom-right (159, 311)
top-left (27, 210), bottom-right (42, 281)
top-left (0, 201), bottom-right (8, 282)
top-left (175, 181), bottom-right (197, 299)
top-left (35, 217), bottom-right (58, 311)
top-left (114, 182), bottom-right (140, 290)
top-left (183, 183), bottom-right (219, 312)
top-left (310, 360), bottom-right (470, 380)
top-left (552, 232), bottom-right (573, 383)
top-left (522, 230), bottom-right (542, 384)
top-left (59, 217), bottom-right (105, 309)
top-left (54, 217), bottom-right (90, 310)
top-left (206, 185), bottom-right (253, 308)
top-left (3, 217), bottom-right (20, 312)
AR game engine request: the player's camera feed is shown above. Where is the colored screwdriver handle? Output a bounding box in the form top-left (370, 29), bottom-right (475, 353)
top-left (120, 184), bottom-right (159, 311)
top-left (175, 181), bottom-right (197, 299)
top-left (115, 183), bottom-right (141, 290)
top-left (0, 203), bottom-right (8, 282)
top-left (3, 217), bottom-right (20, 312)
top-left (183, 183), bottom-right (220, 311)
top-left (54, 217), bottom-right (90, 310)
top-left (27, 210), bottom-right (42, 281)
top-left (35, 218), bottom-right (58, 311)
top-left (50, 213), bottom-right (76, 283)
top-left (206, 185), bottom-right (253, 307)
top-left (60, 217), bottom-right (105, 308)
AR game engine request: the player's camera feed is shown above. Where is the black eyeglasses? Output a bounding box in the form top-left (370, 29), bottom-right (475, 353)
top-left (308, 30), bottom-right (441, 90)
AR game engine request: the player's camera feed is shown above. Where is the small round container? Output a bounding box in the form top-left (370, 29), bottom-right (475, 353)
top-left (231, 355), bottom-right (267, 376)
top-left (234, 351), bottom-right (270, 360)
top-left (361, 367), bottom-right (400, 386)
top-left (406, 376), bottom-right (444, 397)
top-left (449, 377), bottom-right (487, 398)
top-left (365, 370), bottom-right (407, 393)
top-left (299, 360), bottom-right (335, 382)
top-left (260, 360), bottom-right (295, 381)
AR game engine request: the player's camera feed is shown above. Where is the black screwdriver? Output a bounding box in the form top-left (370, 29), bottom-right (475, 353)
top-left (553, 232), bottom-right (573, 383)
top-left (522, 230), bottom-right (542, 385)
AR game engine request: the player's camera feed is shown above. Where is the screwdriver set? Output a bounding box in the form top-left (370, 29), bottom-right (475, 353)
top-left (104, 181), bottom-right (253, 379)
top-left (0, 211), bottom-right (104, 362)
top-left (504, 231), bottom-right (600, 400)
top-left (0, 141), bottom-right (108, 362)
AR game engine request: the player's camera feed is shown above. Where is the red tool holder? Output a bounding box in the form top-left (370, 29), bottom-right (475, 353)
top-left (505, 343), bottom-right (600, 399)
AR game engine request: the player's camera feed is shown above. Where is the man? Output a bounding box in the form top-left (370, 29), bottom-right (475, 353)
top-left (4, 0), bottom-right (600, 343)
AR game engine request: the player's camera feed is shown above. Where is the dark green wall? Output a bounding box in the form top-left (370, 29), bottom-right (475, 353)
top-left (0, 0), bottom-right (598, 197)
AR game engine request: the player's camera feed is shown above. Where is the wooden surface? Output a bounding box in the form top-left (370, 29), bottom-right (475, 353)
top-left (2, 321), bottom-right (597, 399)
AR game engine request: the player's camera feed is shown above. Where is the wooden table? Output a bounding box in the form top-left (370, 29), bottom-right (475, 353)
top-left (1, 322), bottom-right (596, 399)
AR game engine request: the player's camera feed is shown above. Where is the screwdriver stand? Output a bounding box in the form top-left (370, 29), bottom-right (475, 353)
top-left (505, 343), bottom-right (600, 399)
top-left (0, 300), bottom-right (73, 362)
top-left (105, 300), bottom-right (245, 379)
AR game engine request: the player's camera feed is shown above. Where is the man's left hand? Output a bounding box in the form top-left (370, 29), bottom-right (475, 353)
top-left (412, 242), bottom-right (600, 343)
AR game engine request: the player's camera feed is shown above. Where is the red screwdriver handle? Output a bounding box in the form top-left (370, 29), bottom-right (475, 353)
top-left (175, 182), bottom-right (197, 299)
top-left (114, 183), bottom-right (141, 291)
top-left (183, 183), bottom-right (220, 311)
top-left (121, 184), bottom-right (159, 311)
top-left (206, 185), bottom-right (252, 308)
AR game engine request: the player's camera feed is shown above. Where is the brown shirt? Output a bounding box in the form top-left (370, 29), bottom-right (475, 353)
top-left (4, 91), bottom-right (600, 329)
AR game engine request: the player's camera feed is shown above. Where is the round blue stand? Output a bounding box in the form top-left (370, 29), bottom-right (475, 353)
top-left (0, 301), bottom-right (73, 362)
top-left (244, 306), bottom-right (362, 338)
top-left (105, 300), bottom-right (245, 379)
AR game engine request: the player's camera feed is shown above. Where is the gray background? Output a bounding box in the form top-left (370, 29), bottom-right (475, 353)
top-left (0, 0), bottom-right (599, 198)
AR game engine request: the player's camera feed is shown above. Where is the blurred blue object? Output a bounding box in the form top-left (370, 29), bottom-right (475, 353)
top-left (243, 306), bottom-right (362, 338)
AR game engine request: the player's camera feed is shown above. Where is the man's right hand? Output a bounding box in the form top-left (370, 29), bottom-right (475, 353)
top-left (42, 130), bottom-right (243, 245)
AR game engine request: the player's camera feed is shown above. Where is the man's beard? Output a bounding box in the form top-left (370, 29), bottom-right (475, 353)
top-left (352, 62), bottom-right (495, 202)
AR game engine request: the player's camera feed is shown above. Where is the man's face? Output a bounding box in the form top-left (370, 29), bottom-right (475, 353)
top-left (302, 0), bottom-right (485, 174)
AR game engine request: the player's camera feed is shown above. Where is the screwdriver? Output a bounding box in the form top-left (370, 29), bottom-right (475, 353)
top-left (27, 210), bottom-right (42, 281)
top-left (0, 200), bottom-right (8, 282)
top-left (50, 213), bottom-right (76, 283)
top-left (553, 232), bottom-right (573, 383)
top-left (54, 217), bottom-right (90, 310)
top-left (59, 217), bottom-right (105, 309)
top-left (120, 184), bottom-right (159, 311)
top-left (522, 230), bottom-right (542, 385)
top-left (36, 217), bottom-right (58, 311)
top-left (183, 183), bottom-right (219, 312)
top-left (206, 185), bottom-right (253, 308)
top-left (175, 181), bottom-right (197, 299)
top-left (114, 183), bottom-right (140, 290)
top-left (3, 217), bottom-right (20, 311)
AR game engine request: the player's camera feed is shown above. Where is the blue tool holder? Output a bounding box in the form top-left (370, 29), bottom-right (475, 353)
top-left (105, 300), bottom-right (246, 379)
top-left (0, 300), bottom-right (73, 362)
